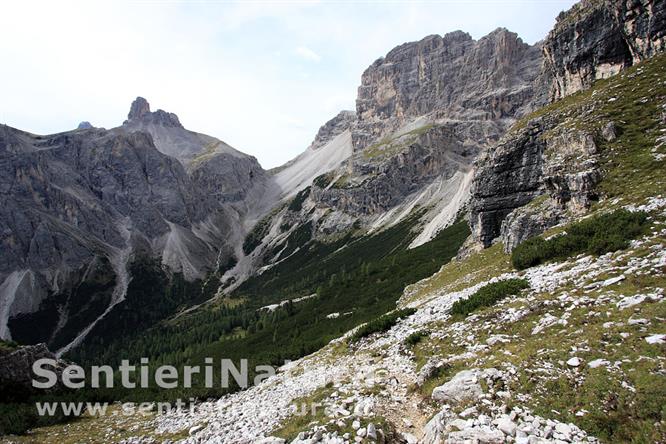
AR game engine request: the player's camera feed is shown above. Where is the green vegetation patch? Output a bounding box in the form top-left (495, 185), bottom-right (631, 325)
top-left (349, 308), bottom-right (416, 343)
top-left (450, 278), bottom-right (529, 317)
top-left (313, 172), bottom-right (334, 188)
top-left (0, 339), bottom-right (18, 354)
top-left (404, 330), bottom-right (429, 347)
top-left (288, 186), bottom-right (311, 212)
top-left (242, 214), bottom-right (274, 255)
top-left (511, 209), bottom-right (649, 270)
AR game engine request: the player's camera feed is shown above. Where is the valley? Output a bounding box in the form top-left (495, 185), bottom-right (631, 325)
top-left (1, 0), bottom-right (665, 442)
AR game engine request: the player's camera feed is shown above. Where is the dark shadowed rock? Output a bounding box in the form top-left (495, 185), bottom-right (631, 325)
top-left (544, 0), bottom-right (666, 100)
top-left (0, 343), bottom-right (66, 388)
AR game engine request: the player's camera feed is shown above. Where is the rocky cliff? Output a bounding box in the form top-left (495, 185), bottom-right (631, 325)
top-left (469, 0), bottom-right (665, 251)
top-left (0, 99), bottom-right (270, 353)
top-left (0, 342), bottom-right (66, 389)
top-left (353, 29), bottom-right (546, 151)
top-left (544, 0), bottom-right (665, 100)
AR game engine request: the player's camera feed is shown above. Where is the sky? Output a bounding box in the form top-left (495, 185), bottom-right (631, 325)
top-left (0, 0), bottom-right (577, 168)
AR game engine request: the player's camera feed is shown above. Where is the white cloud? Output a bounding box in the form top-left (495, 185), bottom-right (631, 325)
top-left (295, 46), bottom-right (322, 62)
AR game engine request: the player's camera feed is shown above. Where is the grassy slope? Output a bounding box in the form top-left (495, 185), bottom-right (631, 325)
top-left (401, 53), bottom-right (666, 442)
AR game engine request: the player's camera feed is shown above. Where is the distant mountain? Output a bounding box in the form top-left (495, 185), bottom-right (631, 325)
top-left (0, 98), bottom-right (270, 353)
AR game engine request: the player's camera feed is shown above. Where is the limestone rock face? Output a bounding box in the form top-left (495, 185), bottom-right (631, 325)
top-left (308, 110), bottom-right (356, 151)
top-left (469, 117), bottom-right (602, 250)
top-left (544, 0), bottom-right (666, 100)
top-left (469, 0), bottom-right (665, 251)
top-left (303, 29), bottom-right (545, 234)
top-left (469, 120), bottom-right (548, 248)
top-left (353, 29), bottom-right (544, 152)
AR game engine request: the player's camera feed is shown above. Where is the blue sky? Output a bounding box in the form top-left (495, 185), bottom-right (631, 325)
top-left (1, 0), bottom-right (577, 168)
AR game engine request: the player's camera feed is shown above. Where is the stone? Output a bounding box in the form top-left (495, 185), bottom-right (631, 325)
top-left (188, 425), bottom-right (204, 435)
top-left (554, 423), bottom-right (572, 441)
top-left (645, 334), bottom-right (666, 345)
top-left (566, 357), bottom-right (581, 367)
top-left (446, 427), bottom-right (505, 444)
top-left (497, 415), bottom-right (517, 436)
top-left (401, 432), bottom-right (418, 444)
top-left (601, 122), bottom-right (618, 142)
top-left (432, 369), bottom-right (484, 404)
top-left (366, 423), bottom-right (377, 440)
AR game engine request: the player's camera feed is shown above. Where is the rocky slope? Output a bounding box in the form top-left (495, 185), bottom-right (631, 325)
top-left (1, 0), bottom-right (665, 442)
top-left (470, 0), bottom-right (665, 251)
top-left (0, 98), bottom-right (270, 353)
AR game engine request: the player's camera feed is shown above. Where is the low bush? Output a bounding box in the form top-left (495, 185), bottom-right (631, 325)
top-left (450, 278), bottom-right (529, 317)
top-left (288, 186), bottom-right (311, 212)
top-left (349, 308), bottom-right (417, 343)
top-left (511, 210), bottom-right (649, 270)
top-left (404, 330), bottom-right (429, 347)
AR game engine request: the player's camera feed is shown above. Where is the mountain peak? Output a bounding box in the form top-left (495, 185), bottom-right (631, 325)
top-left (128, 96), bottom-right (151, 121)
top-left (124, 96), bottom-right (182, 128)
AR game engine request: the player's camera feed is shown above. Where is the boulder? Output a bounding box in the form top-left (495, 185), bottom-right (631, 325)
top-left (432, 369), bottom-right (484, 404)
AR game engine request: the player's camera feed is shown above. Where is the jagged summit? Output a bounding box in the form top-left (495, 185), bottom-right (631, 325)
top-left (127, 96), bottom-right (150, 120)
top-left (76, 121), bottom-right (93, 130)
top-left (124, 96), bottom-right (182, 128)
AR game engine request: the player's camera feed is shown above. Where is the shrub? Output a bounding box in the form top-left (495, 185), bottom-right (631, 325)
top-left (313, 173), bottom-right (333, 188)
top-left (450, 278), bottom-right (529, 317)
top-left (349, 308), bottom-right (417, 343)
top-left (242, 215), bottom-right (273, 255)
top-left (404, 330), bottom-right (429, 347)
top-left (288, 187), bottom-right (311, 212)
top-left (511, 210), bottom-right (649, 270)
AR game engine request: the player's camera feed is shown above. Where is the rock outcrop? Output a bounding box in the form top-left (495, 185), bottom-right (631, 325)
top-left (308, 110), bottom-right (356, 151)
top-left (470, 0), bottom-right (665, 250)
top-left (0, 343), bottom-right (65, 388)
top-left (469, 117), bottom-right (602, 250)
top-left (544, 0), bottom-right (666, 100)
top-left (353, 28), bottom-right (544, 151)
